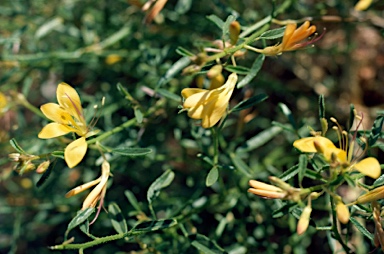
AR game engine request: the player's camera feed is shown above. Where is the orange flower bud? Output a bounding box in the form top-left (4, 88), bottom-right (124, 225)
top-left (36, 161), bottom-right (50, 174)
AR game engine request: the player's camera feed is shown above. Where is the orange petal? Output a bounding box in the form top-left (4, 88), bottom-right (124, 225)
top-left (38, 122), bottom-right (76, 139)
top-left (354, 157), bottom-right (381, 179)
top-left (64, 137), bottom-right (88, 168)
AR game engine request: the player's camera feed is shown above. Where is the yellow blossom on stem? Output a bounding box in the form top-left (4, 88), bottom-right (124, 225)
top-left (181, 72), bottom-right (238, 128)
top-left (38, 83), bottom-right (94, 168)
top-left (293, 117), bottom-right (381, 179)
top-left (254, 21), bottom-right (321, 56)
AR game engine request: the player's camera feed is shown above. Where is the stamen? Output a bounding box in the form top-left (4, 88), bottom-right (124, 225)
top-left (88, 97), bottom-right (105, 132)
top-left (295, 28), bottom-right (326, 49)
top-left (331, 117), bottom-right (346, 150)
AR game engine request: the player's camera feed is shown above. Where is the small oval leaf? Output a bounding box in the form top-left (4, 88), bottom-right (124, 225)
top-left (206, 167), bottom-right (219, 187)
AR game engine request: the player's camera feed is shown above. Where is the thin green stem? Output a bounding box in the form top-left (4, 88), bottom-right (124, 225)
top-left (205, 24), bottom-right (270, 63)
top-left (87, 118), bottom-right (137, 145)
top-left (16, 93), bottom-right (47, 119)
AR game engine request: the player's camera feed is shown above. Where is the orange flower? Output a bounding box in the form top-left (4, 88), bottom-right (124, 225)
top-left (258, 21), bottom-right (321, 56)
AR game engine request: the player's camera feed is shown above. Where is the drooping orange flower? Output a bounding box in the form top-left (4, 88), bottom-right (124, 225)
top-left (259, 21), bottom-right (321, 56)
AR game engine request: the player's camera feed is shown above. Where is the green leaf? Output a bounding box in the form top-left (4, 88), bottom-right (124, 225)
top-left (279, 165), bottom-right (299, 182)
top-left (318, 95), bottom-right (325, 119)
top-left (230, 153), bottom-right (252, 177)
top-left (206, 15), bottom-right (224, 29)
top-left (175, 0), bottom-right (192, 14)
top-left (279, 103), bottom-right (297, 130)
top-left (157, 88), bottom-right (181, 102)
top-left (368, 114), bottom-right (384, 147)
top-left (147, 169), bottom-right (175, 205)
top-left (236, 126), bottom-right (282, 153)
top-left (65, 208), bottom-right (95, 239)
top-left (111, 147), bottom-right (152, 157)
top-left (176, 46), bottom-right (195, 57)
top-left (134, 106), bottom-right (143, 124)
top-left (223, 65), bottom-right (249, 75)
top-left (259, 26), bottom-right (286, 39)
top-left (350, 217), bottom-right (374, 241)
top-left (237, 54), bottom-right (265, 88)
top-left (35, 17), bottom-right (64, 39)
top-left (124, 190), bottom-right (142, 212)
top-left (206, 167), bottom-right (219, 187)
top-left (298, 154), bottom-right (308, 185)
top-left (190, 234), bottom-right (227, 254)
top-left (231, 93), bottom-right (268, 113)
top-left (51, 150), bottom-right (64, 159)
top-left (157, 56), bottom-right (190, 88)
top-left (373, 174), bottom-right (384, 187)
top-left (272, 202), bottom-right (298, 218)
top-left (108, 202), bottom-right (128, 234)
top-left (9, 138), bottom-right (26, 154)
top-left (348, 104), bottom-right (355, 130)
top-left (132, 218), bottom-right (177, 232)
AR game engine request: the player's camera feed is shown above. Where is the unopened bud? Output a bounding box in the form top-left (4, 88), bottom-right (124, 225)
top-left (9, 153), bottom-right (21, 162)
top-left (191, 52), bottom-right (207, 66)
top-left (297, 206), bottom-right (312, 235)
top-left (36, 161), bottom-right (50, 174)
top-left (209, 73), bottom-right (225, 90)
top-left (207, 65), bottom-right (223, 79)
top-left (354, 185), bottom-right (384, 205)
top-left (229, 21), bottom-right (241, 45)
top-left (335, 199), bottom-right (350, 224)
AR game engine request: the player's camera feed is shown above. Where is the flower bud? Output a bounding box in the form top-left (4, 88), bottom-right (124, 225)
top-left (297, 206), bottom-right (312, 235)
top-left (229, 21), bottom-right (241, 45)
top-left (207, 65), bottom-right (222, 79)
top-left (36, 161), bottom-right (50, 174)
top-left (336, 199), bottom-right (350, 224)
top-left (354, 185), bottom-right (384, 205)
top-left (209, 73), bottom-right (225, 90)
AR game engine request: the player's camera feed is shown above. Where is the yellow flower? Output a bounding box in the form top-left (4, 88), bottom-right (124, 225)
top-left (38, 83), bottom-right (91, 168)
top-left (354, 0), bottom-right (372, 11)
top-left (181, 73), bottom-right (238, 128)
top-left (293, 119), bottom-right (381, 179)
top-left (259, 21), bottom-right (319, 56)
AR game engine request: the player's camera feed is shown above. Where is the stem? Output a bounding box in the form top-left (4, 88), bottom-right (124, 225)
top-left (205, 24), bottom-right (270, 63)
top-left (87, 118), bottom-right (137, 145)
top-left (16, 93), bottom-right (48, 119)
top-left (212, 127), bottom-right (219, 166)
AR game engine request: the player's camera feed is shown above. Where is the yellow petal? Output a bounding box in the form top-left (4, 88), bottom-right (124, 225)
top-left (181, 88), bottom-right (207, 99)
top-left (64, 137), bottom-right (88, 168)
top-left (38, 123), bottom-right (76, 139)
top-left (353, 157), bottom-right (381, 179)
top-left (40, 103), bottom-right (76, 125)
top-left (293, 137), bottom-right (330, 153)
top-left (57, 82), bottom-right (84, 123)
top-left (354, 0), bottom-right (372, 11)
